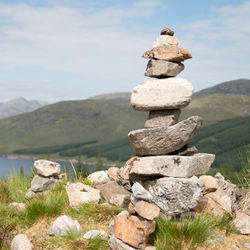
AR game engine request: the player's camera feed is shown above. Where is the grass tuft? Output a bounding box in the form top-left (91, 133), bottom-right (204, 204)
top-left (85, 237), bottom-right (109, 250)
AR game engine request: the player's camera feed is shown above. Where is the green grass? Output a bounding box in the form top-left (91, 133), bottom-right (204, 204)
top-left (85, 237), bottom-right (109, 250)
top-left (150, 213), bottom-right (236, 250)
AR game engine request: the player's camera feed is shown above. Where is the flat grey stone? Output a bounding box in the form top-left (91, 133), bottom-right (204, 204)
top-left (145, 60), bottom-right (184, 78)
top-left (34, 159), bottom-right (61, 177)
top-left (30, 175), bottom-right (58, 192)
top-left (131, 182), bottom-right (153, 202)
top-left (83, 230), bottom-right (108, 239)
top-left (11, 234), bottom-right (33, 250)
top-left (48, 215), bottom-right (82, 236)
top-left (128, 116), bottom-right (203, 156)
top-left (127, 153), bottom-right (215, 180)
top-left (144, 109), bottom-right (181, 128)
top-left (132, 177), bottom-right (204, 216)
top-left (131, 78), bottom-right (193, 111)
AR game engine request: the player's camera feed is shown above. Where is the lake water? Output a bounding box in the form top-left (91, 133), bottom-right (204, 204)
top-left (0, 157), bottom-right (108, 179)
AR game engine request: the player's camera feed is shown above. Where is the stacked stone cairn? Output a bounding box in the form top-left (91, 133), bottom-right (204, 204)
top-left (110, 26), bottom-right (216, 249)
top-left (26, 160), bottom-right (61, 198)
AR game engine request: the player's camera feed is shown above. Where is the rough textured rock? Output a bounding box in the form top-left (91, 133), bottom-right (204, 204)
top-left (128, 116), bottom-right (203, 156)
top-left (66, 182), bottom-right (101, 207)
top-left (153, 35), bottom-right (179, 47)
top-left (199, 175), bottom-right (218, 194)
top-left (131, 78), bottom-right (193, 111)
top-left (109, 235), bottom-right (138, 250)
top-left (87, 171), bottom-right (110, 184)
top-left (128, 203), bottom-right (136, 214)
top-left (160, 25), bottom-right (174, 36)
top-left (95, 181), bottom-right (131, 201)
top-left (107, 167), bottom-right (119, 181)
top-left (142, 45), bottom-right (192, 62)
top-left (131, 182), bottom-right (153, 203)
top-left (30, 175), bottom-right (58, 192)
top-left (144, 109), bottom-right (181, 128)
top-left (83, 230), bottom-right (108, 239)
top-left (234, 212), bottom-right (250, 235)
top-left (114, 211), bottom-right (155, 249)
top-left (132, 177), bottom-right (204, 215)
top-left (145, 59), bottom-right (184, 78)
top-left (110, 194), bottom-right (131, 207)
top-left (170, 144), bottom-right (198, 156)
top-left (127, 154), bottom-right (215, 180)
top-left (10, 202), bottom-right (25, 211)
top-left (48, 215), bottom-right (82, 236)
top-left (34, 159), bottom-right (61, 177)
top-left (11, 234), bottom-right (33, 250)
top-left (134, 200), bottom-right (160, 220)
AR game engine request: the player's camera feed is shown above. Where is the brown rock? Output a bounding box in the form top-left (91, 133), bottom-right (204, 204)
top-left (142, 45), bottom-right (192, 62)
top-left (199, 175), bottom-right (218, 194)
top-left (160, 26), bottom-right (174, 36)
top-left (110, 194), bottom-right (131, 207)
top-left (109, 235), bottom-right (138, 250)
top-left (144, 109), bottom-right (181, 128)
top-left (134, 201), bottom-right (160, 220)
top-left (107, 167), bottom-right (119, 181)
top-left (128, 203), bottom-right (136, 214)
top-left (114, 211), bottom-right (155, 249)
top-left (95, 181), bottom-right (131, 201)
top-left (233, 212), bottom-right (250, 235)
top-left (193, 196), bottom-right (208, 213)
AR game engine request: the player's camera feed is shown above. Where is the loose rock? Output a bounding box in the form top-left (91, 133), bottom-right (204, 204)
top-left (110, 194), bottom-right (131, 207)
top-left (153, 35), bottom-right (179, 47)
top-left (114, 211), bottom-right (155, 249)
top-left (107, 167), bottom-right (119, 181)
top-left (131, 78), bottom-right (193, 111)
top-left (160, 26), bottom-right (174, 36)
top-left (127, 154), bottom-right (215, 180)
top-left (48, 215), bottom-right (82, 236)
top-left (170, 144), bottom-right (198, 156)
top-left (142, 45), bottom-right (192, 62)
top-left (132, 177), bottom-right (204, 215)
top-left (34, 159), bottom-right (61, 177)
top-left (234, 212), bottom-right (250, 235)
top-left (83, 230), bottom-right (108, 239)
top-left (109, 235), bottom-right (138, 250)
top-left (199, 175), bottom-right (218, 194)
top-left (87, 171), bottom-right (110, 184)
top-left (11, 234), bottom-right (33, 250)
top-left (30, 175), bottom-right (58, 192)
top-left (66, 182), bottom-right (101, 207)
top-left (134, 200), bottom-right (160, 220)
top-left (128, 116), bottom-right (203, 156)
top-left (10, 202), bottom-right (25, 211)
top-left (144, 109), bottom-right (181, 128)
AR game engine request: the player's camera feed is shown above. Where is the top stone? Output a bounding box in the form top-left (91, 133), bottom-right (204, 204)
top-left (160, 26), bottom-right (174, 36)
top-left (34, 159), bottom-right (61, 177)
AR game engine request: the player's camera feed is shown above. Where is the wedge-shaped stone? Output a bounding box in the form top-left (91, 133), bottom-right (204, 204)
top-left (153, 35), bottom-right (179, 47)
top-left (144, 109), bottom-right (181, 128)
top-left (143, 45), bottom-right (192, 62)
top-left (114, 211), bottom-right (155, 249)
top-left (134, 200), bottom-right (160, 220)
top-left (128, 116), bottom-right (203, 156)
top-left (126, 153), bottom-right (215, 180)
top-left (131, 177), bottom-right (204, 216)
top-left (131, 78), bottom-right (193, 111)
top-left (145, 59), bottom-right (184, 78)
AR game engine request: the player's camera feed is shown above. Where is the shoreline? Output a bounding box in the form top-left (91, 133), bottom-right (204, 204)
top-left (1, 154), bottom-right (120, 168)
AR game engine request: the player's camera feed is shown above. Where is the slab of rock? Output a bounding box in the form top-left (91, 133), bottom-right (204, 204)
top-left (131, 182), bottom-right (153, 202)
top-left (129, 116), bottom-right (202, 156)
top-left (127, 154), bottom-right (215, 180)
top-left (142, 45), bottom-right (192, 62)
top-left (110, 194), bottom-right (131, 207)
top-left (66, 182), bottom-right (101, 207)
top-left (145, 59), bottom-right (184, 78)
top-left (153, 35), bottom-right (179, 47)
top-left (144, 109), bottom-right (181, 128)
top-left (83, 230), bottom-right (108, 239)
top-left (132, 177), bottom-right (204, 215)
top-left (11, 234), bottom-right (33, 250)
top-left (114, 211), bottom-right (155, 249)
top-left (107, 167), bottom-right (119, 181)
top-left (160, 26), bottom-right (174, 36)
top-left (34, 159), bottom-right (61, 177)
top-left (170, 144), bottom-right (198, 156)
top-left (109, 235), bottom-right (138, 250)
top-left (199, 175), bottom-right (218, 194)
top-left (87, 171), bottom-right (110, 184)
top-left (134, 201), bottom-right (160, 220)
top-left (95, 181), bottom-right (130, 201)
top-left (48, 215), bottom-right (82, 236)
top-left (30, 175), bottom-right (58, 192)
top-left (131, 78), bottom-right (193, 111)
top-left (234, 212), bottom-right (250, 235)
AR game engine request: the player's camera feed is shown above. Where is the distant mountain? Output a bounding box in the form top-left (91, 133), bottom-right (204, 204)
top-left (0, 97), bottom-right (48, 119)
top-left (194, 79), bottom-right (250, 97)
top-left (89, 92), bottom-right (131, 104)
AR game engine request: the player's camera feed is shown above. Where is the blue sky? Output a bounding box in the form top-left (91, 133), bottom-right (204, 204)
top-left (0, 0), bottom-right (249, 102)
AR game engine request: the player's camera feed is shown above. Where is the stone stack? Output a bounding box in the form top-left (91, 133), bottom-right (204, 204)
top-left (111, 26), bottom-right (215, 249)
top-left (26, 160), bottom-right (61, 198)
